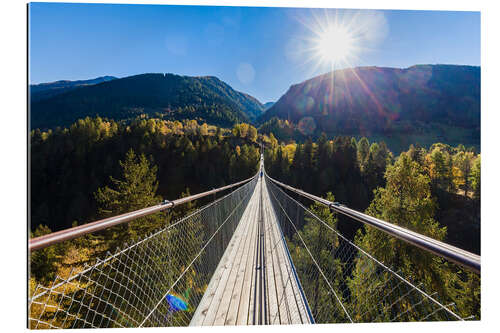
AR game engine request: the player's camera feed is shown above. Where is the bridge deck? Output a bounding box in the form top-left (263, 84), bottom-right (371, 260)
top-left (190, 175), bottom-right (311, 326)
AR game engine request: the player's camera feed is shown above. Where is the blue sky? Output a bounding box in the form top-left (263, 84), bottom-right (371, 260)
top-left (29, 3), bottom-right (480, 103)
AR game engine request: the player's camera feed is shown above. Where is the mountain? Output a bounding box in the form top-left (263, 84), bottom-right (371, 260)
top-left (30, 76), bottom-right (117, 102)
top-left (30, 73), bottom-right (265, 130)
top-left (259, 65), bottom-right (480, 152)
top-left (263, 102), bottom-right (275, 110)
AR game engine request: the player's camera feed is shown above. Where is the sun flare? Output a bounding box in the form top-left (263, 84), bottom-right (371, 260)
top-left (314, 23), bottom-right (356, 66)
top-left (291, 9), bottom-right (388, 74)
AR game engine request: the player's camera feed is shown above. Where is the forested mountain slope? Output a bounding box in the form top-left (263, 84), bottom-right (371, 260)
top-left (30, 76), bottom-right (117, 102)
top-left (30, 73), bottom-right (265, 130)
top-left (259, 65), bottom-right (480, 152)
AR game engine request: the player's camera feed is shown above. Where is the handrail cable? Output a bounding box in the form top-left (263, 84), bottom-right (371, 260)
top-left (29, 174), bottom-right (257, 252)
top-left (265, 175), bottom-right (463, 321)
top-left (265, 173), bottom-right (480, 274)
top-left (29, 178), bottom-right (253, 303)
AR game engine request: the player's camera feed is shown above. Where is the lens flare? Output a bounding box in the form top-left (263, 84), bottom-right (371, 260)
top-left (288, 9), bottom-right (388, 75)
top-left (166, 293), bottom-right (188, 312)
top-left (314, 23), bottom-right (355, 65)
top-left (284, 9), bottom-right (389, 114)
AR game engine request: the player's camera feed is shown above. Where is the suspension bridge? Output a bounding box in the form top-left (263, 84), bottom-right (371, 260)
top-left (28, 155), bottom-right (480, 328)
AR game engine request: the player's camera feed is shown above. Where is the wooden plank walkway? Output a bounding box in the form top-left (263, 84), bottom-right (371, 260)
top-left (190, 171), bottom-right (312, 326)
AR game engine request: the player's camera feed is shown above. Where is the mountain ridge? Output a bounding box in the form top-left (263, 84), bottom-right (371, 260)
top-left (263, 102), bottom-right (275, 110)
top-left (30, 76), bottom-right (118, 102)
top-left (258, 64), bottom-right (480, 152)
top-left (30, 73), bottom-right (265, 130)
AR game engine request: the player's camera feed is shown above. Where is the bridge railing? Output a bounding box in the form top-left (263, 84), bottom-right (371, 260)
top-left (265, 172), bottom-right (480, 323)
top-left (29, 176), bottom-right (257, 252)
top-left (28, 174), bottom-right (258, 329)
top-left (266, 175), bottom-right (480, 274)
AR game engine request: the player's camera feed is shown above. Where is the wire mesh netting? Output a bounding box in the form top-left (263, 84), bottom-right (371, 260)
top-left (265, 176), bottom-right (479, 324)
top-left (28, 176), bottom-right (258, 329)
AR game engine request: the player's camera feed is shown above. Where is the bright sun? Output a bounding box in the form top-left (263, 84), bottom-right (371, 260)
top-left (314, 23), bottom-right (355, 66)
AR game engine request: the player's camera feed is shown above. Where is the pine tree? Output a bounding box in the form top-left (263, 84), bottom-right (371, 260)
top-left (453, 151), bottom-right (474, 197)
top-left (302, 138), bottom-right (316, 191)
top-left (290, 144), bottom-right (303, 186)
top-left (470, 155), bottom-right (480, 200)
top-left (427, 147), bottom-right (453, 191)
top-left (357, 137), bottom-right (370, 172)
top-left (317, 134), bottom-right (332, 194)
top-left (349, 153), bottom-right (450, 321)
top-left (268, 133), bottom-right (278, 148)
top-left (30, 225), bottom-right (59, 283)
top-left (363, 142), bottom-right (391, 191)
top-left (247, 125), bottom-right (258, 142)
top-left (94, 149), bottom-right (165, 250)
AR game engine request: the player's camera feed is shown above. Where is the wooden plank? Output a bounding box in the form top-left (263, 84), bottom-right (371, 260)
top-left (263, 181), bottom-right (307, 325)
top-left (262, 184), bottom-right (280, 325)
top-left (247, 177), bottom-right (261, 325)
top-left (235, 193), bottom-right (257, 325)
top-left (225, 183), bottom-right (260, 325)
top-left (270, 182), bottom-right (311, 324)
top-left (212, 188), bottom-right (257, 325)
top-left (201, 188), bottom-right (260, 325)
top-left (263, 184), bottom-right (290, 324)
top-left (190, 183), bottom-right (259, 326)
top-left (191, 176), bottom-right (311, 326)
top-left (190, 214), bottom-right (245, 325)
top-left (234, 179), bottom-right (260, 325)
